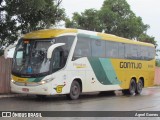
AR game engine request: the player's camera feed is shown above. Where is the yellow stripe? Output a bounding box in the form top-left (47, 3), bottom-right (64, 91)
top-left (97, 33), bottom-right (154, 47)
top-left (12, 75), bottom-right (28, 83)
top-left (23, 29), bottom-right (78, 39)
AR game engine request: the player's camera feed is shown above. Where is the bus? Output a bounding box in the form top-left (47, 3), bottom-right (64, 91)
top-left (9, 28), bottom-right (155, 100)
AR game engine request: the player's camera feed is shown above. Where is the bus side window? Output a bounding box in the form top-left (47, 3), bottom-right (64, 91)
top-left (91, 40), bottom-right (105, 58)
top-left (118, 43), bottom-right (125, 59)
top-left (137, 45), bottom-right (141, 60)
top-left (52, 47), bottom-right (65, 72)
top-left (148, 47), bottom-right (155, 60)
top-left (130, 44), bottom-right (138, 59)
top-left (125, 44), bottom-right (132, 59)
top-left (106, 41), bottom-right (118, 58)
top-left (141, 46), bottom-right (148, 60)
top-left (56, 35), bottom-right (75, 61)
top-left (73, 37), bottom-right (91, 60)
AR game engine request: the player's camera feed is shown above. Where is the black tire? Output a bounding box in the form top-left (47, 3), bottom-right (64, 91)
top-left (123, 79), bottom-right (136, 95)
top-left (135, 79), bottom-right (143, 94)
top-left (66, 81), bottom-right (81, 100)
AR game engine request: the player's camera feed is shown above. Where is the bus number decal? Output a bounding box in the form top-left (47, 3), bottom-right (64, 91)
top-left (54, 85), bottom-right (65, 93)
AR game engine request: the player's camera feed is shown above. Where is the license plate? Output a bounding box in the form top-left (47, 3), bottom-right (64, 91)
top-left (22, 88), bottom-right (29, 92)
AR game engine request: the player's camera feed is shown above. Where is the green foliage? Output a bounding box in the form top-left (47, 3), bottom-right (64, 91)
top-left (99, 0), bottom-right (149, 38)
top-left (66, 9), bottom-right (102, 32)
top-left (138, 33), bottom-right (157, 46)
top-left (65, 0), bottom-right (156, 46)
top-left (156, 59), bottom-right (160, 67)
top-left (0, 0), bottom-right (65, 47)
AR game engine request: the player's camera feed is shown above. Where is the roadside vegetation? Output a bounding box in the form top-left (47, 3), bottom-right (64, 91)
top-left (0, 0), bottom-right (159, 60)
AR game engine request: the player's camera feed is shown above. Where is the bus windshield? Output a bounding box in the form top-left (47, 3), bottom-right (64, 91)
top-left (12, 36), bottom-right (75, 77)
top-left (12, 39), bottom-right (53, 77)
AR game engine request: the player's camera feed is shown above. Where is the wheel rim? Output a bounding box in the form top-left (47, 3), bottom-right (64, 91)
top-left (71, 85), bottom-right (79, 96)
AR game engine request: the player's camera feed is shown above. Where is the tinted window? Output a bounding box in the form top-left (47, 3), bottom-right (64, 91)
top-left (91, 40), bottom-right (105, 57)
top-left (125, 44), bottom-right (131, 59)
top-left (73, 36), bottom-right (155, 61)
top-left (140, 46), bottom-right (148, 60)
top-left (106, 41), bottom-right (118, 58)
top-left (148, 47), bottom-right (155, 60)
top-left (118, 43), bottom-right (125, 59)
top-left (73, 36), bottom-right (91, 59)
top-left (56, 36), bottom-right (75, 51)
top-left (56, 36), bottom-right (75, 58)
top-left (125, 44), bottom-right (155, 60)
top-left (130, 44), bottom-right (138, 59)
top-left (137, 45), bottom-right (141, 59)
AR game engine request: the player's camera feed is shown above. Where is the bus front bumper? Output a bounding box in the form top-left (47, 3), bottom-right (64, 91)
top-left (10, 81), bottom-right (56, 95)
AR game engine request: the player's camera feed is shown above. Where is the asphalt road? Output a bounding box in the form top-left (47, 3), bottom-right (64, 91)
top-left (0, 87), bottom-right (160, 120)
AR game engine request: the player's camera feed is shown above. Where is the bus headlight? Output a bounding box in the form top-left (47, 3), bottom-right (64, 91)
top-left (11, 79), bottom-right (15, 83)
top-left (39, 78), bottom-right (54, 84)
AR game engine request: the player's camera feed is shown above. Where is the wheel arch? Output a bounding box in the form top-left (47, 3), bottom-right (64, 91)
top-left (131, 77), bottom-right (137, 83)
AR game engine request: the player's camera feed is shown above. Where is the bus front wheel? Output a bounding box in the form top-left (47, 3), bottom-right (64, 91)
top-left (66, 81), bottom-right (81, 100)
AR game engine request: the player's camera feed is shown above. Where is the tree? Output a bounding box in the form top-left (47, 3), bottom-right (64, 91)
top-left (138, 33), bottom-right (157, 46)
top-left (99, 0), bottom-right (149, 39)
top-left (0, 0), bottom-right (65, 47)
top-left (66, 9), bottom-right (102, 32)
top-left (156, 59), bottom-right (160, 67)
top-left (0, 0), bottom-right (4, 11)
top-left (65, 0), bottom-right (153, 42)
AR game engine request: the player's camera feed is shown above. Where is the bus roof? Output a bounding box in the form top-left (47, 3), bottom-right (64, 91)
top-left (97, 33), bottom-right (154, 47)
top-left (23, 28), bottom-right (154, 47)
top-left (23, 28), bottom-right (78, 39)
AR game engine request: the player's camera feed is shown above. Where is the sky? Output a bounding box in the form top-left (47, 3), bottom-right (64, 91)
top-left (61, 0), bottom-right (160, 58)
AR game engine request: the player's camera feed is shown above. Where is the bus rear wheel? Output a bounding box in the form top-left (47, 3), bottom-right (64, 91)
top-left (135, 79), bottom-right (143, 94)
top-left (123, 79), bottom-right (136, 95)
top-left (66, 81), bottom-right (81, 100)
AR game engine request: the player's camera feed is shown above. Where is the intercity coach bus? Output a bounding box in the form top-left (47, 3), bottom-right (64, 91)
top-left (10, 28), bottom-right (155, 100)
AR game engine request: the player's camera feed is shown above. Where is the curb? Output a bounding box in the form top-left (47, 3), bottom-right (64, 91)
top-left (0, 94), bottom-right (26, 98)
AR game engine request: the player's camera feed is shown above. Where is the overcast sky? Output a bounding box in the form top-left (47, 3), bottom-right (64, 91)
top-left (61, 0), bottom-right (160, 57)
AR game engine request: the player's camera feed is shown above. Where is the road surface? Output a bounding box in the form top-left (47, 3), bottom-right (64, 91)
top-left (0, 87), bottom-right (160, 120)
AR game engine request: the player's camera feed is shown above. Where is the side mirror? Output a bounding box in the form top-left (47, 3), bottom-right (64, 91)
top-left (4, 44), bottom-right (16, 59)
top-left (47, 43), bottom-right (65, 59)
